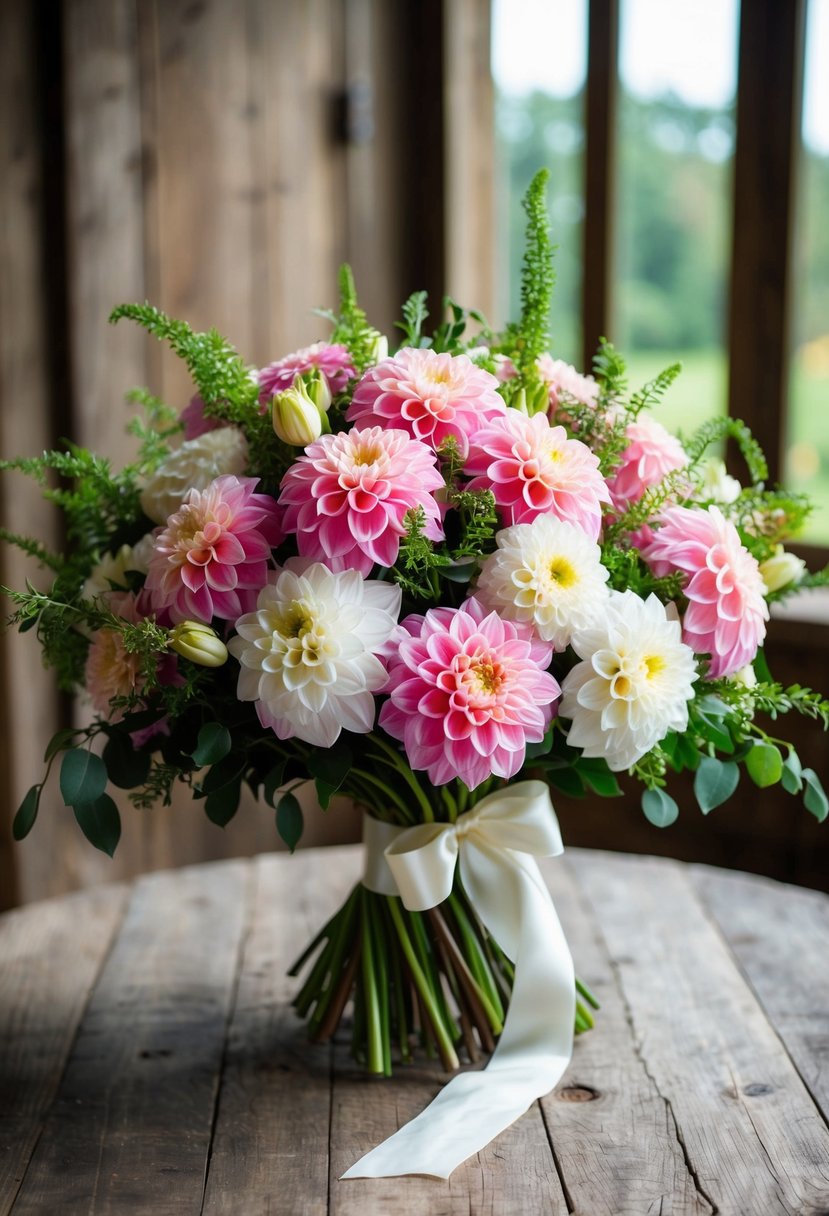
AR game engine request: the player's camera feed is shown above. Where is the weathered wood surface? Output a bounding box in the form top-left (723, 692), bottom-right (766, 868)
top-left (2, 848), bottom-right (829, 1215)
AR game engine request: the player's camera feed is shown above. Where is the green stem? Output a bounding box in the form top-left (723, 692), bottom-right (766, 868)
top-left (367, 893), bottom-right (392, 1075)
top-left (387, 897), bottom-right (459, 1070)
top-left (307, 886), bottom-right (360, 1035)
top-left (576, 976), bottom-right (600, 1011)
top-left (360, 888), bottom-right (385, 1074)
top-left (447, 892), bottom-right (504, 1030)
top-left (347, 768), bottom-right (416, 822)
top-left (368, 734), bottom-right (436, 822)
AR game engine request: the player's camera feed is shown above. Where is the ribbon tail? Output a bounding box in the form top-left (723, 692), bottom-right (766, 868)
top-left (341, 847), bottom-right (574, 1180)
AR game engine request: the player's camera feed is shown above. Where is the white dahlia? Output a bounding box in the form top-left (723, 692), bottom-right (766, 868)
top-left (560, 590), bottom-right (698, 771)
top-left (474, 516), bottom-right (609, 650)
top-left (227, 560), bottom-right (401, 748)
top-left (140, 427), bottom-right (249, 524)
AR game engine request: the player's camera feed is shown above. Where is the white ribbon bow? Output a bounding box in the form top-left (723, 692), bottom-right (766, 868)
top-left (343, 779), bottom-right (574, 1180)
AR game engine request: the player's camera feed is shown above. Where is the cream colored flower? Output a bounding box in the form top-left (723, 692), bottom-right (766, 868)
top-left (139, 427), bottom-right (249, 524)
top-left (759, 546), bottom-right (806, 594)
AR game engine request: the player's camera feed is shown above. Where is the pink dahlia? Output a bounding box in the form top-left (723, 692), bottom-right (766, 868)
top-left (181, 394), bottom-right (223, 440)
top-left (146, 475), bottom-right (282, 624)
top-left (643, 505), bottom-right (769, 677)
top-left (346, 347), bottom-right (506, 457)
top-left (606, 416), bottom-right (687, 511)
top-left (464, 411), bottom-right (611, 538)
top-left (279, 426), bottom-right (444, 576)
top-left (85, 591), bottom-right (145, 716)
top-left (536, 354), bottom-right (600, 411)
top-left (257, 342), bottom-right (356, 405)
top-left (379, 598), bottom-right (559, 790)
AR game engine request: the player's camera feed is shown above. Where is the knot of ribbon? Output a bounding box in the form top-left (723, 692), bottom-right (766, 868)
top-left (344, 779), bottom-right (574, 1181)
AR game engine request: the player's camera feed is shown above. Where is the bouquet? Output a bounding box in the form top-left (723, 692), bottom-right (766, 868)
top-left (3, 170), bottom-right (828, 1178)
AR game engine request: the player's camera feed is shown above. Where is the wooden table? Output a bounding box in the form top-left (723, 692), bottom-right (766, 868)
top-left (2, 846), bottom-right (828, 1215)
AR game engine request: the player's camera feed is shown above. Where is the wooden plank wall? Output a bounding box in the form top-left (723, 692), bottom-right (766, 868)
top-left (0, 0), bottom-right (494, 907)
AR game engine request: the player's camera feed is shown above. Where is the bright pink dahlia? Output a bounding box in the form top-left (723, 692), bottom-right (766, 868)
top-left (643, 505), bottom-right (769, 677)
top-left (279, 426), bottom-right (444, 576)
top-left (181, 394), bottom-right (223, 440)
top-left (346, 347), bottom-right (506, 457)
top-left (379, 598), bottom-right (559, 790)
top-left (146, 474), bottom-right (282, 624)
top-left (607, 416), bottom-right (687, 511)
top-left (257, 342), bottom-right (356, 405)
top-left (464, 411), bottom-right (611, 538)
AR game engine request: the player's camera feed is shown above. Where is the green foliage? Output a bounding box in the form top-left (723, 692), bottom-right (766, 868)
top-left (276, 790), bottom-right (304, 851)
top-left (125, 387), bottom-right (182, 469)
top-left (393, 507), bottom-right (449, 600)
top-left (513, 169), bottom-right (556, 375)
top-left (592, 339), bottom-right (628, 397)
top-left (110, 303), bottom-right (258, 412)
top-left (329, 264), bottom-right (379, 374)
top-left (191, 722), bottom-right (232, 767)
top-left (641, 786), bottom-right (679, 827)
top-left (599, 544), bottom-right (685, 601)
top-left (683, 416), bottom-right (769, 485)
top-left (627, 362), bottom-right (683, 419)
top-left (694, 756), bottom-right (739, 813)
top-left (396, 291), bottom-right (430, 348)
top-left (603, 470), bottom-right (687, 544)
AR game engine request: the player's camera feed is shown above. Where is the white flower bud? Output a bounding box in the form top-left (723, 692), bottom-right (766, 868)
top-left (272, 377), bottom-right (326, 446)
top-left (700, 458), bottom-right (741, 505)
top-left (730, 664), bottom-right (758, 689)
top-left (368, 330), bottom-right (389, 363)
top-left (169, 621), bottom-right (229, 667)
top-left (759, 546), bottom-right (806, 594)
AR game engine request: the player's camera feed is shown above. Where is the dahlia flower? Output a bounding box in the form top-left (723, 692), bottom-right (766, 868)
top-left (146, 474), bottom-right (282, 624)
top-left (379, 598), bottom-right (559, 790)
top-left (560, 590), bottom-right (698, 771)
top-left (279, 426), bottom-right (444, 576)
top-left (643, 505), bottom-right (769, 677)
top-left (475, 516), bottom-right (609, 650)
top-left (140, 427), bottom-right (250, 524)
top-left (257, 342), bottom-right (356, 405)
top-left (228, 561), bottom-right (401, 748)
top-left (464, 412), bottom-right (611, 538)
top-left (84, 592), bottom-right (145, 716)
top-left (180, 394), bottom-right (222, 440)
top-left (606, 416), bottom-right (687, 511)
top-left (536, 354), bottom-right (600, 411)
top-left (346, 347), bottom-right (506, 456)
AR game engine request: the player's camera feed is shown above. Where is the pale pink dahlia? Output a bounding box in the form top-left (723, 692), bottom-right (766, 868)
top-left (85, 591), bottom-right (145, 716)
top-left (379, 598), bottom-right (559, 790)
top-left (257, 342), bottom-right (356, 405)
top-left (146, 475), bottom-right (282, 624)
top-left (346, 347), bottom-right (506, 456)
top-left (464, 412), bottom-right (611, 538)
top-left (536, 354), bottom-right (600, 411)
top-left (606, 416), bottom-right (687, 511)
top-left (279, 426), bottom-right (444, 576)
top-left (643, 505), bottom-right (769, 677)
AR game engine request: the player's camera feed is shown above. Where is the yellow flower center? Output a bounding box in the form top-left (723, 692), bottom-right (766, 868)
top-left (644, 654), bottom-right (665, 678)
top-left (548, 556), bottom-right (578, 588)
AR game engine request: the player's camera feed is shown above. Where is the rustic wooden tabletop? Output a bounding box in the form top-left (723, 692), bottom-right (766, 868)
top-left (1, 845), bottom-right (828, 1215)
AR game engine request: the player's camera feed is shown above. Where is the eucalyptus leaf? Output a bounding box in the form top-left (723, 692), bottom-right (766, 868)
top-left (694, 757), bottom-right (739, 814)
top-left (205, 779), bottom-right (242, 827)
top-left (43, 727), bottom-right (80, 764)
top-left (745, 742), bottom-right (783, 789)
top-left (642, 788), bottom-right (679, 828)
top-left (103, 732), bottom-right (151, 790)
top-left (60, 748), bottom-right (108, 808)
top-left (191, 722), bottom-right (232, 767)
top-left (13, 785), bottom-right (41, 841)
top-left (73, 794), bottom-right (122, 856)
top-left (802, 769), bottom-right (829, 822)
top-left (276, 792), bottom-right (304, 852)
top-left (781, 749), bottom-right (803, 795)
top-left (262, 761), bottom-right (287, 808)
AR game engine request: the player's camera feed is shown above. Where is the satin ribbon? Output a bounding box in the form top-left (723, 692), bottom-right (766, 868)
top-left (343, 779), bottom-right (574, 1180)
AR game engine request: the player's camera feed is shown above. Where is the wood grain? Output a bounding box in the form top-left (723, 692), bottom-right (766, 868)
top-left (539, 856), bottom-right (713, 1215)
top-left (202, 848), bottom-right (360, 1216)
top-left (570, 849), bottom-right (829, 1215)
top-left (10, 861), bottom-right (249, 1215)
top-left (0, 883), bottom-right (128, 1214)
top-left (691, 863), bottom-right (829, 1125)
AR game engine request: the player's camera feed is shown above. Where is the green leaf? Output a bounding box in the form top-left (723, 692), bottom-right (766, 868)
top-left (276, 792), bottom-right (304, 852)
top-left (13, 785), bottom-right (41, 841)
top-left (694, 757), bottom-right (740, 814)
top-left (200, 755), bottom-right (246, 796)
top-left (191, 723), bottom-right (232, 767)
top-left (673, 733), bottom-right (701, 772)
top-left (73, 794), bottom-right (122, 856)
top-left (44, 727), bottom-right (81, 763)
top-left (103, 732), bottom-right (152, 790)
top-left (745, 742), bottom-right (783, 789)
top-left (642, 788), bottom-right (679, 828)
top-left (576, 759), bottom-right (622, 797)
top-left (205, 780), bottom-right (242, 827)
top-left (262, 761), bottom-right (287, 808)
top-left (525, 726), bottom-right (555, 761)
top-left (60, 749), bottom-right (108, 808)
top-left (781, 749), bottom-right (803, 795)
top-left (753, 647), bottom-right (773, 685)
top-left (802, 769), bottom-right (829, 822)
top-left (547, 768), bottom-right (585, 798)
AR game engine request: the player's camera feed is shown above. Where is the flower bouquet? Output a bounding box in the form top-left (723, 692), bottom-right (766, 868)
top-left (3, 170), bottom-right (828, 1178)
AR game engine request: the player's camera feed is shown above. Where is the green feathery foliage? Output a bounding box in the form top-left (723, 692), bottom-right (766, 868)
top-left (125, 387), bottom-right (182, 470)
top-left (513, 169), bottom-right (556, 376)
top-left (683, 416), bottom-right (769, 485)
top-left (603, 470), bottom-right (688, 542)
top-left (109, 303), bottom-right (259, 414)
top-left (431, 298), bottom-right (487, 355)
top-left (728, 486), bottom-right (812, 559)
top-left (396, 291), bottom-right (430, 348)
top-left (393, 507), bottom-right (449, 600)
top-left (591, 338), bottom-right (628, 397)
top-left (599, 544), bottom-right (685, 601)
top-left (447, 488), bottom-right (499, 564)
top-left (329, 265), bottom-right (379, 374)
top-left (627, 362), bottom-right (682, 419)
top-left (0, 530), bottom-right (61, 571)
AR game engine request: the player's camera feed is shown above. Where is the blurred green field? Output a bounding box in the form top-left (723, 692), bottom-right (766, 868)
top-left (623, 348), bottom-right (829, 544)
